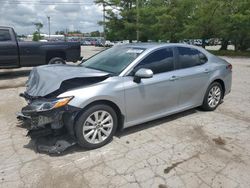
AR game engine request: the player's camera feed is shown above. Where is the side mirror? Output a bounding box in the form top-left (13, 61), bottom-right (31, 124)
top-left (133, 68), bottom-right (153, 83)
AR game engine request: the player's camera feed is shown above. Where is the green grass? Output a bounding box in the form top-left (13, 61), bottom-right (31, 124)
top-left (208, 50), bottom-right (250, 57)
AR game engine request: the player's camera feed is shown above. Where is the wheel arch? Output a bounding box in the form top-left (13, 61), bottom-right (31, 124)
top-left (74, 99), bottom-right (125, 134)
top-left (211, 79), bottom-right (225, 98)
top-left (46, 50), bottom-right (66, 63)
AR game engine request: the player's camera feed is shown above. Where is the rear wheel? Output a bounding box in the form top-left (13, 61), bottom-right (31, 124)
top-left (201, 82), bottom-right (223, 111)
top-left (48, 57), bottom-right (65, 64)
top-left (75, 104), bottom-right (117, 149)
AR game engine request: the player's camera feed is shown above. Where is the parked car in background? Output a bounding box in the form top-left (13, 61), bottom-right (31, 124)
top-left (105, 40), bottom-right (114, 47)
top-left (18, 43), bottom-right (232, 152)
top-left (0, 26), bottom-right (81, 68)
top-left (194, 39), bottom-right (202, 46)
top-left (95, 40), bottom-right (105, 47)
top-left (39, 39), bottom-right (48, 42)
top-left (80, 40), bottom-right (91, 46)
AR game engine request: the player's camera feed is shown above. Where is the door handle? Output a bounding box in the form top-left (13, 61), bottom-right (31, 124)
top-left (204, 69), bottom-right (211, 74)
top-left (169, 76), bottom-right (179, 81)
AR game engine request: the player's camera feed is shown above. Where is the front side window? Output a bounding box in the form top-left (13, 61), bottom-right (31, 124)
top-left (177, 47), bottom-right (207, 69)
top-left (82, 46), bottom-right (145, 75)
top-left (0, 29), bottom-right (11, 42)
top-left (133, 48), bottom-right (174, 74)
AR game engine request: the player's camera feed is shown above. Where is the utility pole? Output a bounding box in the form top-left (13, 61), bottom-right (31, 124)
top-left (136, 0), bottom-right (139, 42)
top-left (47, 16), bottom-right (51, 39)
top-left (103, 1), bottom-right (106, 41)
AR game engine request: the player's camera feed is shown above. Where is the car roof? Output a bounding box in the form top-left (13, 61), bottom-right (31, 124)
top-left (120, 42), bottom-right (202, 50)
top-left (0, 26), bottom-right (12, 29)
top-left (119, 42), bottom-right (210, 56)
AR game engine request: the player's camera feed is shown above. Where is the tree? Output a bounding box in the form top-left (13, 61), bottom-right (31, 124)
top-left (153, 0), bottom-right (194, 42)
top-left (214, 0), bottom-right (250, 51)
top-left (90, 30), bottom-right (101, 37)
top-left (215, 0), bottom-right (235, 50)
top-left (34, 22), bottom-right (43, 33)
top-left (95, 0), bottom-right (250, 51)
top-left (32, 31), bottom-right (43, 41)
top-left (229, 0), bottom-right (250, 51)
top-left (33, 22), bottom-right (43, 41)
top-left (95, 0), bottom-right (195, 42)
top-left (55, 30), bottom-right (65, 35)
top-left (68, 30), bottom-right (82, 34)
top-left (95, 0), bottom-right (137, 42)
top-left (182, 0), bottom-right (223, 48)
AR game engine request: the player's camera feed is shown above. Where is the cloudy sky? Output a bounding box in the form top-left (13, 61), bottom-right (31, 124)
top-left (0, 0), bottom-right (103, 35)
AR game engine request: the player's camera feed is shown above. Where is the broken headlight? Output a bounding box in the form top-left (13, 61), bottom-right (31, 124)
top-left (36, 96), bottom-right (74, 112)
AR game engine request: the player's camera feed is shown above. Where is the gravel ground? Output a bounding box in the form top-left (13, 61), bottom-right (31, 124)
top-left (0, 46), bottom-right (250, 188)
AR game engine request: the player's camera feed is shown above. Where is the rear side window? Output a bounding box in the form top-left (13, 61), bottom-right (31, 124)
top-left (0, 29), bottom-right (11, 42)
top-left (177, 47), bottom-right (207, 69)
top-left (134, 48), bottom-right (174, 74)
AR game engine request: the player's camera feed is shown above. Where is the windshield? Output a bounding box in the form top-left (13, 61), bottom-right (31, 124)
top-left (81, 46), bottom-right (145, 75)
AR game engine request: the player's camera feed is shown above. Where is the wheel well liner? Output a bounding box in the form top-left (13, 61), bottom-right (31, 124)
top-left (46, 51), bottom-right (66, 63)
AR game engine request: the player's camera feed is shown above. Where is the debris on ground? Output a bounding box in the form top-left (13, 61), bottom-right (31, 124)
top-left (213, 136), bottom-right (226, 145)
top-left (164, 153), bottom-right (200, 174)
top-left (158, 184), bottom-right (168, 188)
top-left (164, 161), bottom-right (183, 174)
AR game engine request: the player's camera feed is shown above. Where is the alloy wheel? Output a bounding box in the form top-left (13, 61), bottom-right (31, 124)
top-left (207, 85), bottom-right (221, 108)
top-left (83, 110), bottom-right (113, 144)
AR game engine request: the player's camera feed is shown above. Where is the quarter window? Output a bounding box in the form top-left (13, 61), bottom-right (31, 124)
top-left (134, 48), bottom-right (174, 74)
top-left (0, 29), bottom-right (11, 42)
top-left (177, 47), bottom-right (207, 69)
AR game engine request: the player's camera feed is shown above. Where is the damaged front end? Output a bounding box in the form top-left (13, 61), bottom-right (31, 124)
top-left (17, 95), bottom-right (81, 154)
top-left (17, 64), bottom-right (110, 154)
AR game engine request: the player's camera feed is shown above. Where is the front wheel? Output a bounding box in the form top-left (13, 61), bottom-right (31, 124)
top-left (75, 104), bottom-right (118, 149)
top-left (201, 82), bottom-right (223, 111)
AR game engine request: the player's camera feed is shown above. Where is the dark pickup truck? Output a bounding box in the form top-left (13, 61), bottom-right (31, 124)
top-left (0, 26), bottom-right (81, 68)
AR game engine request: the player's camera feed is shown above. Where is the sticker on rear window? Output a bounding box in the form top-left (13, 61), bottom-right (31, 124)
top-left (126, 49), bottom-right (144, 54)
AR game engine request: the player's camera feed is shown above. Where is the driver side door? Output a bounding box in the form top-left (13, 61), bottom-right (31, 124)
top-left (0, 29), bottom-right (19, 67)
top-left (123, 47), bottom-right (180, 127)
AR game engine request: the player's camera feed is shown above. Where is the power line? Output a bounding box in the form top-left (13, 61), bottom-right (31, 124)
top-left (0, 1), bottom-right (95, 5)
top-left (0, 0), bottom-right (92, 2)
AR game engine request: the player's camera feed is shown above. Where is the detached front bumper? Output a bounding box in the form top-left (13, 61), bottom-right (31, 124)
top-left (18, 99), bottom-right (81, 137)
top-left (17, 99), bottom-right (81, 154)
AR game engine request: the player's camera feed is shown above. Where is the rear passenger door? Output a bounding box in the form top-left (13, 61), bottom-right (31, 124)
top-left (174, 46), bottom-right (210, 108)
top-left (0, 29), bottom-right (19, 67)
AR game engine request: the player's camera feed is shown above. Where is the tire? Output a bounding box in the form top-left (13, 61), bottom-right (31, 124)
top-left (201, 82), bottom-right (223, 111)
top-left (75, 104), bottom-right (118, 149)
top-left (48, 57), bottom-right (65, 64)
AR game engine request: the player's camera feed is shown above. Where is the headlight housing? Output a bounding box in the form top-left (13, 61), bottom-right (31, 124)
top-left (36, 96), bottom-right (74, 112)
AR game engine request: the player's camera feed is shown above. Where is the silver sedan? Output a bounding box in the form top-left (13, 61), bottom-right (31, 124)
top-left (20, 43), bottom-right (232, 150)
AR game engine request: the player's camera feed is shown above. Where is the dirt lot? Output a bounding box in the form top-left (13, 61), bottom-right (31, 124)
top-left (0, 46), bottom-right (250, 188)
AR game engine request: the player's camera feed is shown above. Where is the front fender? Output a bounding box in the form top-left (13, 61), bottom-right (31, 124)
top-left (58, 78), bottom-right (126, 115)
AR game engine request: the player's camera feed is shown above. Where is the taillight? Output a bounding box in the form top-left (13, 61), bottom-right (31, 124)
top-left (226, 64), bottom-right (232, 71)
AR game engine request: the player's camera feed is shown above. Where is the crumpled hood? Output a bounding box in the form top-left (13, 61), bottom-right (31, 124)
top-left (25, 64), bottom-right (109, 97)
